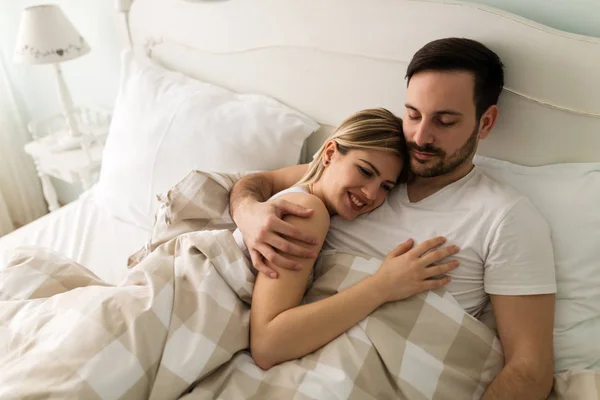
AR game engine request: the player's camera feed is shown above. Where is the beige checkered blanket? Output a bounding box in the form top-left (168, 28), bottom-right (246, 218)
top-left (0, 171), bottom-right (512, 399)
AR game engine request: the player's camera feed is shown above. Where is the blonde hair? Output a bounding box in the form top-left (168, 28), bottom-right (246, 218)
top-left (296, 108), bottom-right (408, 187)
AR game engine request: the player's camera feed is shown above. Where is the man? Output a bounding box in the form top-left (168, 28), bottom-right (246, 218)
top-left (230, 38), bottom-right (556, 399)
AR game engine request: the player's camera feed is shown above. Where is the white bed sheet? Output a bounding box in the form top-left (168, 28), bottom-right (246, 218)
top-left (0, 188), bottom-right (150, 285)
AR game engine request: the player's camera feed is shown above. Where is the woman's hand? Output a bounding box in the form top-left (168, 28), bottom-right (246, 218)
top-left (234, 198), bottom-right (320, 278)
top-left (373, 237), bottom-right (460, 303)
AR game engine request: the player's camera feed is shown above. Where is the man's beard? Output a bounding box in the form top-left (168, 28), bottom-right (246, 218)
top-left (407, 124), bottom-right (479, 178)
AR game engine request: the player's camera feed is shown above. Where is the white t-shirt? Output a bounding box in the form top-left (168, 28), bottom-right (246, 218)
top-left (324, 168), bottom-right (557, 317)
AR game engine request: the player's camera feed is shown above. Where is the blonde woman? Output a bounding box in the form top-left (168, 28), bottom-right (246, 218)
top-left (232, 108), bottom-right (459, 369)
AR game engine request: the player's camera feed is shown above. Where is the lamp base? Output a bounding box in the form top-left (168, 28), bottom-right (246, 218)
top-left (54, 63), bottom-right (82, 137)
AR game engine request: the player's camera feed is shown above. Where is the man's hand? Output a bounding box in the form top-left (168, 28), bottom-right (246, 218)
top-left (234, 198), bottom-right (320, 278)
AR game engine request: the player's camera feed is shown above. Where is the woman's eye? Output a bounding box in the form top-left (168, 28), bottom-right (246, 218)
top-left (408, 114), bottom-right (420, 121)
top-left (382, 184), bottom-right (393, 192)
top-left (358, 166), bottom-right (372, 177)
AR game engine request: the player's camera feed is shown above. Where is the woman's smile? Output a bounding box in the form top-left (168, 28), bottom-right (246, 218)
top-left (347, 191), bottom-right (367, 212)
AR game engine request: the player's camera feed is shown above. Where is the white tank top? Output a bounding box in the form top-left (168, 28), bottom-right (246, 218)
top-left (233, 186), bottom-right (309, 254)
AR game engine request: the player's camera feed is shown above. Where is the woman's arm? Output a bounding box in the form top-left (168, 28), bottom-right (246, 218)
top-left (250, 192), bottom-right (331, 369)
top-left (250, 194), bottom-right (460, 370)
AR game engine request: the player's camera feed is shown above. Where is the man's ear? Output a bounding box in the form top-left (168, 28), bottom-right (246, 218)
top-left (478, 105), bottom-right (499, 140)
top-left (322, 140), bottom-right (338, 166)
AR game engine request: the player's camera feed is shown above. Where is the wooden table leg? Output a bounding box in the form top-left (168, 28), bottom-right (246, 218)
top-left (34, 159), bottom-right (60, 212)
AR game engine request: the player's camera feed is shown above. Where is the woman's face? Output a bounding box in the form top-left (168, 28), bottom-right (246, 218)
top-left (318, 142), bottom-right (403, 220)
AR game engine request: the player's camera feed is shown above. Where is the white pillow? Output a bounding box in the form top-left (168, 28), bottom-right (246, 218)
top-left (474, 155), bottom-right (600, 372)
top-left (96, 50), bottom-right (319, 229)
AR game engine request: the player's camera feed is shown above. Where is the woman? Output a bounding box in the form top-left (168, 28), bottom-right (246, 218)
top-left (234, 108), bottom-right (459, 370)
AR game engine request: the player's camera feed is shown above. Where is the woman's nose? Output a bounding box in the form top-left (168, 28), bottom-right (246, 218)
top-left (362, 181), bottom-right (380, 201)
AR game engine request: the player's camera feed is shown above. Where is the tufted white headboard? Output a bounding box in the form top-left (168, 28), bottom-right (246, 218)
top-left (115, 0), bottom-right (600, 166)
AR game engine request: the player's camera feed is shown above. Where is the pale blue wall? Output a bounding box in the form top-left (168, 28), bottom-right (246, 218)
top-left (469, 0), bottom-right (600, 38)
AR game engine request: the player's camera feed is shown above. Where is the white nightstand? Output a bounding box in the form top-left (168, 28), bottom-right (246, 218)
top-left (24, 107), bottom-right (111, 212)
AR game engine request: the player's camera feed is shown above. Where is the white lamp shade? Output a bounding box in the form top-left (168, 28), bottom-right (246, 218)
top-left (14, 5), bottom-right (90, 65)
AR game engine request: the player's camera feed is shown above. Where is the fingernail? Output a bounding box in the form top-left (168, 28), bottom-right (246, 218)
top-left (312, 239), bottom-right (319, 245)
top-left (269, 272), bottom-right (277, 279)
top-left (294, 263), bottom-right (302, 270)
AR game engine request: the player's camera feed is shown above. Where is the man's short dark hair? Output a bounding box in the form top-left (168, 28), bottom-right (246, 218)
top-left (406, 38), bottom-right (504, 120)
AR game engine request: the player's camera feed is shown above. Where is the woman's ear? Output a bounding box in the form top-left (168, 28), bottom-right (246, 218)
top-left (322, 140), bottom-right (338, 166)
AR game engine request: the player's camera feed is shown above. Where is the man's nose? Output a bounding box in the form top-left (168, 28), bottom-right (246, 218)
top-left (413, 120), bottom-right (435, 146)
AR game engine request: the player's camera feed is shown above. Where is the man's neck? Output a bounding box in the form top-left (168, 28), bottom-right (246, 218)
top-left (407, 162), bottom-right (475, 203)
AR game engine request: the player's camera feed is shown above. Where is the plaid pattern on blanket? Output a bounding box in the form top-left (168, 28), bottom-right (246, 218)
top-left (183, 249), bottom-right (506, 400)
top-left (0, 234), bottom-right (503, 399)
top-left (0, 170), bottom-right (514, 399)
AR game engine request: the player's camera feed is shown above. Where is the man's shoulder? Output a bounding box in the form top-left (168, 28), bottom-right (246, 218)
top-left (467, 168), bottom-right (526, 208)
top-left (469, 168), bottom-right (549, 231)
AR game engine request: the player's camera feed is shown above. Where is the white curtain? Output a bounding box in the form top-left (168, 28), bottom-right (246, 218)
top-left (0, 55), bottom-right (47, 237)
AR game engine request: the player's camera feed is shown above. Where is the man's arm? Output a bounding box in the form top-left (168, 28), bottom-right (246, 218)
top-left (483, 294), bottom-right (555, 399)
top-left (229, 164), bottom-right (309, 218)
top-left (229, 164), bottom-right (316, 277)
top-left (229, 173), bottom-right (274, 212)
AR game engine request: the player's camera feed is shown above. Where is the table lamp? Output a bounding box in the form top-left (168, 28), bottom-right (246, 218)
top-left (14, 4), bottom-right (90, 149)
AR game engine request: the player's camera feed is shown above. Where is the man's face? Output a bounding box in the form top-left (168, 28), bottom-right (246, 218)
top-left (403, 70), bottom-right (481, 178)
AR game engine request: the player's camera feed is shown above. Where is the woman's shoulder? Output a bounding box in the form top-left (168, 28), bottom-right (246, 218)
top-left (269, 186), bottom-right (309, 200)
top-left (274, 190), bottom-right (329, 221)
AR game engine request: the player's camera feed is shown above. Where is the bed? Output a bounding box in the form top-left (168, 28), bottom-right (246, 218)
top-left (1, 0), bottom-right (599, 398)
top-left (0, 188), bottom-right (149, 284)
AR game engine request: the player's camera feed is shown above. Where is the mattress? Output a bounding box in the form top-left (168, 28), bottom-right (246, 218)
top-left (0, 188), bottom-right (150, 284)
